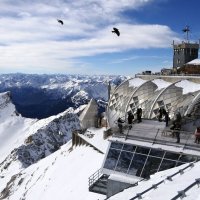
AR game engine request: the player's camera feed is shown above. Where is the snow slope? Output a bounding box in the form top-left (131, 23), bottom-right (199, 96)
top-left (0, 129), bottom-right (108, 200)
top-left (0, 92), bottom-right (36, 161)
top-left (0, 91), bottom-right (81, 195)
top-left (108, 161), bottom-right (200, 200)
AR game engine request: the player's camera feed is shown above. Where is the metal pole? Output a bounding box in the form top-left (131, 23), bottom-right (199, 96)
top-left (152, 129), bottom-right (160, 145)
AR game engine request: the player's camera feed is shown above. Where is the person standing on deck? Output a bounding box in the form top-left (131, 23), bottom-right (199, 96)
top-left (137, 108), bottom-right (142, 123)
top-left (128, 112), bottom-right (134, 129)
top-left (165, 112), bottom-right (169, 127)
top-left (194, 127), bottom-right (200, 144)
top-left (158, 108), bottom-right (163, 122)
top-left (174, 121), bottom-right (181, 143)
top-left (117, 117), bottom-right (124, 134)
top-left (139, 108), bottom-right (142, 122)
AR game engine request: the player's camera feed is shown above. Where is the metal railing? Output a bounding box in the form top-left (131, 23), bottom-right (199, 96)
top-left (88, 168), bottom-right (102, 188)
top-left (171, 178), bottom-right (200, 200)
top-left (113, 122), bottom-right (200, 152)
top-left (129, 162), bottom-right (195, 200)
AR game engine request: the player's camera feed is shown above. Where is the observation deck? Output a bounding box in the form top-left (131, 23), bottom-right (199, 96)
top-left (110, 119), bottom-right (200, 153)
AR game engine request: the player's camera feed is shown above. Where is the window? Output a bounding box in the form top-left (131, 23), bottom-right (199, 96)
top-left (110, 142), bottom-right (123, 150)
top-left (164, 152), bottom-right (180, 160)
top-left (115, 151), bottom-right (133, 173)
top-left (128, 154), bottom-right (147, 176)
top-left (104, 149), bottom-right (121, 170)
top-left (179, 155), bottom-right (197, 162)
top-left (141, 157), bottom-right (162, 178)
top-left (123, 144), bottom-right (136, 152)
top-left (159, 159), bottom-right (176, 171)
top-left (103, 142), bottom-right (199, 178)
top-left (136, 146), bottom-right (150, 154)
top-left (149, 149), bottom-right (164, 157)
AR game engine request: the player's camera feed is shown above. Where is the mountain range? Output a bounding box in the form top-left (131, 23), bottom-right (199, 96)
top-left (1, 78), bottom-right (200, 200)
top-left (0, 73), bottom-right (126, 119)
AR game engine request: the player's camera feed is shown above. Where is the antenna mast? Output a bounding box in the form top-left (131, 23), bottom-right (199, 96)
top-left (182, 25), bottom-right (190, 43)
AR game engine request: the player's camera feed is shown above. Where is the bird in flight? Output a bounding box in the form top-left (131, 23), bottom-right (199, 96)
top-left (57, 19), bottom-right (64, 25)
top-left (112, 27), bottom-right (120, 36)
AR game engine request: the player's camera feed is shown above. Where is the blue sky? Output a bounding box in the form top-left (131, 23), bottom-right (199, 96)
top-left (0, 0), bottom-right (199, 75)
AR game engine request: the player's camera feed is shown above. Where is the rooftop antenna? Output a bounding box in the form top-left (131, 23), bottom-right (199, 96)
top-left (182, 25), bottom-right (190, 43)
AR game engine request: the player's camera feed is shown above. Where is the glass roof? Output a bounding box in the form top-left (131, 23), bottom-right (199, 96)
top-left (107, 78), bottom-right (200, 128)
top-left (102, 141), bottom-right (199, 179)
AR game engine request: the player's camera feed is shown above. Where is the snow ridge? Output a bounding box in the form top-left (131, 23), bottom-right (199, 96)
top-left (0, 91), bottom-right (17, 119)
top-left (0, 109), bottom-right (80, 170)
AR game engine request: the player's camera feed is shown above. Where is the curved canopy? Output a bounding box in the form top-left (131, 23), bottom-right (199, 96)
top-left (107, 78), bottom-right (200, 128)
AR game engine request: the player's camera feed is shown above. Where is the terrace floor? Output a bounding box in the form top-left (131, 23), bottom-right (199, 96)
top-left (112, 119), bottom-right (200, 152)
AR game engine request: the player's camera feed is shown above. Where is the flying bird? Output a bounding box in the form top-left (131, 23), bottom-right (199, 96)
top-left (57, 19), bottom-right (64, 25)
top-left (112, 27), bottom-right (120, 36)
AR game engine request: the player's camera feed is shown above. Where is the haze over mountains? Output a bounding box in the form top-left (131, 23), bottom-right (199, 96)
top-left (0, 73), bottom-right (126, 119)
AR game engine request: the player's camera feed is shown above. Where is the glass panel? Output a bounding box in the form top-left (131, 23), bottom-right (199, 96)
top-left (136, 146), bottom-right (150, 155)
top-left (133, 96), bottom-right (138, 102)
top-left (128, 154), bottom-right (147, 177)
top-left (179, 155), bottom-right (197, 162)
top-left (157, 101), bottom-right (164, 107)
top-left (110, 142), bottom-right (123, 150)
top-left (115, 151), bottom-right (133, 173)
top-left (176, 162), bottom-right (186, 167)
top-left (164, 152), bottom-right (180, 160)
top-left (104, 149), bottom-right (121, 170)
top-left (123, 144), bottom-right (136, 152)
top-left (141, 157), bottom-right (162, 178)
top-left (159, 159), bottom-right (176, 171)
top-left (153, 108), bottom-right (159, 115)
top-left (149, 149), bottom-right (165, 158)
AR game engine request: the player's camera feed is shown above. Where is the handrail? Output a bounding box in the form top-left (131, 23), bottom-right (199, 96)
top-left (129, 162), bottom-right (195, 200)
top-left (171, 178), bottom-right (200, 200)
top-left (113, 123), bottom-right (200, 152)
top-left (88, 168), bottom-right (102, 188)
top-left (152, 129), bottom-right (160, 144)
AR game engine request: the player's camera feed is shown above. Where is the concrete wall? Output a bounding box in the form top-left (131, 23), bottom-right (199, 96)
top-left (79, 99), bottom-right (98, 129)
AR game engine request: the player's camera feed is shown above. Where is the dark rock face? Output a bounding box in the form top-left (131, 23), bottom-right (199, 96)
top-left (0, 110), bottom-right (81, 169)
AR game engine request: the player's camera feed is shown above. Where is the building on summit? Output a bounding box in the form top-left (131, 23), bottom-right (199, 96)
top-left (88, 26), bottom-right (200, 199)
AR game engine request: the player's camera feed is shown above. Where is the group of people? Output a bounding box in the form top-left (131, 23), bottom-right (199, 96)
top-left (117, 107), bottom-right (200, 145)
top-left (117, 108), bottom-right (143, 134)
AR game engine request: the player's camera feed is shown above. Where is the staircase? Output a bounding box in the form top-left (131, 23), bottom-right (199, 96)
top-left (89, 169), bottom-right (109, 195)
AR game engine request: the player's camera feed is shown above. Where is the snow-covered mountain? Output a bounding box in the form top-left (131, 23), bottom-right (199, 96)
top-left (0, 128), bottom-right (108, 200)
top-left (0, 74), bottom-right (127, 119)
top-left (0, 91), bottom-right (81, 196)
top-left (0, 92), bottom-right (36, 161)
top-left (0, 93), bottom-right (106, 199)
top-left (1, 91), bottom-right (200, 200)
